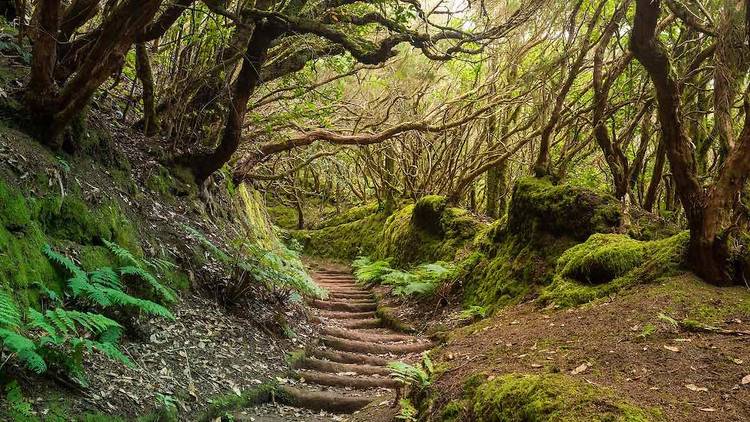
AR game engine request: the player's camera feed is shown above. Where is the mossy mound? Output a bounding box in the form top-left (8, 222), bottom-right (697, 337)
top-left (508, 177), bottom-right (620, 242)
top-left (315, 203), bottom-right (380, 229)
top-left (294, 197), bottom-right (481, 265)
top-left (541, 232), bottom-right (689, 307)
top-left (466, 373), bottom-right (659, 421)
top-left (376, 196), bottom-right (482, 266)
top-left (0, 178), bottom-right (148, 306)
top-left (267, 204), bottom-right (299, 230)
top-left (462, 178), bottom-right (622, 311)
top-left (291, 212), bottom-right (387, 261)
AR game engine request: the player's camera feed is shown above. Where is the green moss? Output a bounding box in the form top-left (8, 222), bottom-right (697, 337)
top-left (461, 179), bottom-right (622, 312)
top-left (376, 306), bottom-right (415, 333)
top-left (0, 182), bottom-right (61, 297)
top-left (292, 212), bottom-right (387, 260)
top-left (37, 196), bottom-right (141, 253)
top-left (315, 202), bottom-right (380, 229)
top-left (413, 195), bottom-right (448, 234)
top-left (376, 199), bottom-right (482, 267)
top-left (440, 400), bottom-right (466, 421)
top-left (540, 232), bottom-right (689, 307)
top-left (197, 382), bottom-right (276, 422)
top-left (267, 204), bottom-right (299, 230)
top-left (469, 373), bottom-right (660, 422)
top-left (507, 178), bottom-right (620, 242)
top-left (145, 166), bottom-right (175, 196)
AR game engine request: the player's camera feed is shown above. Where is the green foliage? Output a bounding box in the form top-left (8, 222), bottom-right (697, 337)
top-left (470, 373), bottom-right (660, 421)
top-left (354, 258), bottom-right (394, 284)
top-left (291, 210), bottom-right (387, 260)
top-left (459, 305), bottom-right (488, 320)
top-left (4, 381), bottom-right (35, 422)
top-left (185, 225), bottom-right (325, 301)
top-left (0, 289), bottom-right (131, 380)
top-left (388, 353), bottom-right (433, 391)
top-left (354, 257), bottom-right (454, 297)
top-left (396, 398), bottom-right (418, 422)
top-left (43, 244), bottom-right (175, 319)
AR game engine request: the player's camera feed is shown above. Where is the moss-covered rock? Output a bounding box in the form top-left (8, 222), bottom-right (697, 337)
top-left (291, 212), bottom-right (387, 261)
top-left (507, 178), bottom-right (620, 242)
top-left (413, 195), bottom-right (448, 234)
top-left (462, 178), bottom-right (622, 311)
top-left (468, 373), bottom-right (660, 421)
top-left (541, 232), bottom-right (689, 307)
top-left (315, 202), bottom-right (380, 229)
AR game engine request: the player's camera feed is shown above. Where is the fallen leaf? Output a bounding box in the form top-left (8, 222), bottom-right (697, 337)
top-left (742, 374), bottom-right (750, 385)
top-left (663, 345), bottom-right (680, 352)
top-left (699, 408), bottom-right (716, 412)
top-left (571, 363), bottom-right (589, 375)
top-left (685, 384), bottom-right (708, 392)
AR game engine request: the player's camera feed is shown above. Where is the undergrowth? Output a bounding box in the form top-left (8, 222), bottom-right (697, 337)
top-left (353, 257), bottom-right (455, 297)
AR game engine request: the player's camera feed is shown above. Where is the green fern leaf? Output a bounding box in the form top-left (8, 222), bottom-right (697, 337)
top-left (89, 267), bottom-right (123, 290)
top-left (0, 290), bottom-right (21, 329)
top-left (43, 244), bottom-right (85, 277)
top-left (102, 239), bottom-right (140, 266)
top-left (119, 266), bottom-right (176, 303)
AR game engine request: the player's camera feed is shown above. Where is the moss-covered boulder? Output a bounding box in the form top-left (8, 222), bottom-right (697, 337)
top-left (462, 178), bottom-right (622, 310)
top-left (290, 212), bottom-right (387, 261)
top-left (376, 197), bottom-right (482, 266)
top-left (541, 232), bottom-right (688, 307)
top-left (507, 178), bottom-right (620, 242)
top-left (467, 373), bottom-right (660, 421)
top-left (412, 195), bottom-right (448, 234)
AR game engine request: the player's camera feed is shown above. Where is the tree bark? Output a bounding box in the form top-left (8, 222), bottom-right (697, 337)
top-left (25, 0), bottom-right (60, 146)
top-left (631, 0), bottom-right (750, 286)
top-left (183, 25), bottom-right (277, 184)
top-left (135, 42), bottom-right (159, 136)
top-left (643, 138), bottom-right (666, 212)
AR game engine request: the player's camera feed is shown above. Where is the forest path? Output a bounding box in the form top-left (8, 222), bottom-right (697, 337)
top-left (236, 269), bottom-right (432, 421)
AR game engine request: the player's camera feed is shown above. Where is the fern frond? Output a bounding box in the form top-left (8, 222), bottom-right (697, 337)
top-left (144, 257), bottom-right (178, 273)
top-left (0, 328), bottom-right (46, 373)
top-left (102, 288), bottom-right (175, 320)
top-left (68, 273), bottom-right (112, 307)
top-left (42, 244), bottom-right (85, 277)
top-left (27, 308), bottom-right (57, 337)
top-left (90, 267), bottom-right (123, 290)
top-left (15, 348), bottom-right (47, 374)
top-left (0, 290), bottom-right (21, 329)
top-left (119, 266), bottom-right (176, 303)
top-left (92, 341), bottom-right (133, 367)
top-left (102, 239), bottom-right (140, 266)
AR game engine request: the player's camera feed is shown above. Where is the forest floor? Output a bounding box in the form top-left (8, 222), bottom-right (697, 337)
top-left (411, 273), bottom-right (750, 422)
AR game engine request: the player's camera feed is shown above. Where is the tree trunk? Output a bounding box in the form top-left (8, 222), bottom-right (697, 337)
top-left (25, 0), bottom-right (60, 146)
top-left (631, 0), bottom-right (746, 286)
top-left (135, 42), bottom-right (159, 136)
top-left (183, 25), bottom-right (276, 184)
top-left (643, 138), bottom-right (666, 212)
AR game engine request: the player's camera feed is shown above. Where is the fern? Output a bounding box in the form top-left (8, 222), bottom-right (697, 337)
top-left (42, 244), bottom-right (86, 278)
top-left (44, 245), bottom-right (176, 319)
top-left (120, 266), bottom-right (176, 303)
top-left (354, 259), bottom-right (394, 284)
top-left (395, 398), bottom-right (418, 422)
top-left (102, 239), bottom-right (139, 267)
top-left (4, 381), bottom-right (36, 421)
top-left (388, 353), bottom-right (433, 391)
top-left (183, 225), bottom-right (231, 263)
top-left (0, 290), bottom-right (22, 329)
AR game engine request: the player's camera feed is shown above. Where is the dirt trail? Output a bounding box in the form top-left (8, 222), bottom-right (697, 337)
top-left (274, 269), bottom-right (432, 418)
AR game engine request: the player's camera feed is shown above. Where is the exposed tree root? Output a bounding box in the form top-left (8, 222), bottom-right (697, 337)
top-left (309, 348), bottom-right (391, 366)
top-left (320, 335), bottom-right (432, 354)
top-left (322, 326), bottom-right (415, 343)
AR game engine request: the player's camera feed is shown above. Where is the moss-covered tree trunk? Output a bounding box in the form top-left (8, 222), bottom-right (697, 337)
top-left (135, 42), bottom-right (159, 136)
